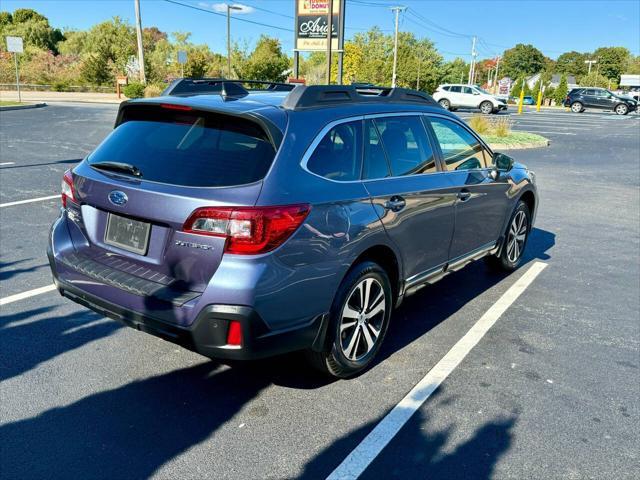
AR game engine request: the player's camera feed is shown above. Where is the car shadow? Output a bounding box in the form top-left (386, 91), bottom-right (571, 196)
top-left (0, 259), bottom-right (49, 281)
top-left (0, 306), bottom-right (121, 382)
top-left (299, 387), bottom-right (516, 479)
top-left (0, 362), bottom-right (271, 480)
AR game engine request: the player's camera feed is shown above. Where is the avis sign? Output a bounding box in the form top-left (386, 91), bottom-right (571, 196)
top-left (295, 0), bottom-right (343, 51)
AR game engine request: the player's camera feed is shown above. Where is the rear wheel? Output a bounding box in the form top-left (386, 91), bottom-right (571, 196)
top-left (615, 103), bottom-right (629, 115)
top-left (486, 201), bottom-right (531, 272)
top-left (571, 101), bottom-right (584, 113)
top-left (438, 98), bottom-right (451, 110)
top-left (306, 261), bottom-right (392, 378)
top-left (480, 101), bottom-right (493, 114)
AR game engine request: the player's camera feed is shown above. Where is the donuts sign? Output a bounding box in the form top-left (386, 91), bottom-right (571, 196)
top-left (295, 0), bottom-right (344, 51)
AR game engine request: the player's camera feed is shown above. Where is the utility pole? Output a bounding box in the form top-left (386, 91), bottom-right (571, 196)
top-left (585, 59), bottom-right (597, 75)
top-left (326, 0), bottom-right (334, 84)
top-left (468, 36), bottom-right (477, 85)
top-left (227, 4), bottom-right (242, 78)
top-left (134, 0), bottom-right (146, 84)
top-left (494, 56), bottom-right (501, 93)
top-left (391, 6), bottom-right (406, 88)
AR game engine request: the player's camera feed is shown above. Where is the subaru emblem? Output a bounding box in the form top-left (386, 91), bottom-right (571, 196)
top-left (108, 190), bottom-right (128, 206)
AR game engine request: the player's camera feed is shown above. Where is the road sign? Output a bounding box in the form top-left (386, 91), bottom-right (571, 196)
top-left (177, 50), bottom-right (187, 64)
top-left (6, 36), bottom-right (23, 53)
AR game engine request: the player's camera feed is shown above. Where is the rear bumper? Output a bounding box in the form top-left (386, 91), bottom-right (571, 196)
top-left (48, 249), bottom-right (327, 361)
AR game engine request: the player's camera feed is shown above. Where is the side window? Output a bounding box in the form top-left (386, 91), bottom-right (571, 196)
top-left (375, 116), bottom-right (437, 176)
top-left (307, 120), bottom-right (363, 181)
top-left (449, 86), bottom-right (462, 93)
top-left (363, 119), bottom-right (390, 180)
top-left (428, 117), bottom-right (490, 171)
top-left (462, 86), bottom-right (474, 94)
top-left (442, 86), bottom-right (451, 91)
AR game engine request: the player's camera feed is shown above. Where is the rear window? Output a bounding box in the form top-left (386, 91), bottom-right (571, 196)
top-left (88, 106), bottom-right (276, 187)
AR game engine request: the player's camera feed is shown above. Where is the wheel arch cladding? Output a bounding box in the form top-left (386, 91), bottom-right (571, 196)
top-left (520, 190), bottom-right (536, 218)
top-left (350, 245), bottom-right (400, 303)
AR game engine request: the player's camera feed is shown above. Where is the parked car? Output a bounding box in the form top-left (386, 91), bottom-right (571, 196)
top-left (48, 80), bottom-right (537, 378)
top-left (521, 96), bottom-right (535, 105)
top-left (433, 84), bottom-right (508, 114)
top-left (564, 87), bottom-right (638, 115)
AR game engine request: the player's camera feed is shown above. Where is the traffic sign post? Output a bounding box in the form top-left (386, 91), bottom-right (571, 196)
top-left (177, 50), bottom-right (187, 78)
top-left (6, 36), bottom-right (23, 102)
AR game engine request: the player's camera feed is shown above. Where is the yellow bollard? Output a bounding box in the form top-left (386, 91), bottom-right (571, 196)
top-left (536, 88), bottom-right (543, 112)
top-left (518, 87), bottom-right (525, 115)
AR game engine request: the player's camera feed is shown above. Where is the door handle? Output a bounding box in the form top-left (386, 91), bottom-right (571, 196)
top-left (384, 196), bottom-right (406, 212)
top-left (457, 190), bottom-right (471, 202)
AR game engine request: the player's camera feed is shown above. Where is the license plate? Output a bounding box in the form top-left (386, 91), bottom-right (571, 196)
top-left (104, 213), bottom-right (151, 255)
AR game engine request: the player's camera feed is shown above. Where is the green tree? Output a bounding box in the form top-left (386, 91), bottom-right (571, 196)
top-left (580, 71), bottom-right (611, 88)
top-left (556, 51), bottom-right (588, 77)
top-left (501, 43), bottom-right (546, 79)
top-left (592, 46), bottom-right (631, 80)
top-left (440, 57), bottom-right (468, 85)
top-left (554, 74), bottom-right (568, 106)
top-left (0, 8), bottom-right (64, 53)
top-left (233, 35), bottom-right (289, 82)
top-left (531, 78), bottom-right (543, 101)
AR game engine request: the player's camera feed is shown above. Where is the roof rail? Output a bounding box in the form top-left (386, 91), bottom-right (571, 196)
top-left (162, 78), bottom-right (296, 99)
top-left (282, 85), bottom-right (438, 111)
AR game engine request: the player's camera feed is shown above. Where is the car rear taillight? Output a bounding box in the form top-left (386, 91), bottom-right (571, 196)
top-left (61, 169), bottom-right (76, 207)
top-left (183, 204), bottom-right (310, 255)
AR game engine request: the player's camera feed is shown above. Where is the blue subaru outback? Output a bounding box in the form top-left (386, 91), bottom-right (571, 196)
top-left (48, 80), bottom-right (537, 378)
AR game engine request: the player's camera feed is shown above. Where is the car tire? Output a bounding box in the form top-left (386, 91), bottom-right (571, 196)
top-left (615, 104), bottom-right (629, 115)
top-left (486, 201), bottom-right (531, 272)
top-left (480, 101), bottom-right (493, 115)
top-left (570, 101), bottom-right (584, 113)
top-left (438, 99), bottom-right (451, 110)
top-left (306, 261), bottom-right (392, 378)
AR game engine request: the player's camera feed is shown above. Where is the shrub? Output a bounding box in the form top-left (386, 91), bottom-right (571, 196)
top-left (491, 117), bottom-right (513, 137)
top-left (144, 83), bottom-right (163, 97)
top-left (468, 114), bottom-right (490, 134)
top-left (123, 82), bottom-right (145, 98)
top-left (52, 81), bottom-right (70, 92)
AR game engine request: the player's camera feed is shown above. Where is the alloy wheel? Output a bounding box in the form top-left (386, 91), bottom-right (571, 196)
top-left (506, 210), bottom-right (528, 263)
top-left (481, 102), bottom-right (493, 114)
top-left (615, 104), bottom-right (628, 115)
top-left (339, 278), bottom-right (386, 361)
top-left (571, 102), bottom-right (582, 113)
top-left (439, 99), bottom-right (450, 110)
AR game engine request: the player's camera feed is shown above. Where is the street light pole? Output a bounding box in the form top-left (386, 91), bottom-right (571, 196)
top-left (326, 0), bottom-right (334, 84)
top-left (227, 4), bottom-right (242, 78)
top-left (390, 6), bottom-right (406, 88)
top-left (585, 59), bottom-right (597, 75)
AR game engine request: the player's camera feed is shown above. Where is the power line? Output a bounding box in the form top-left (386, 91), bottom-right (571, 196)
top-left (162, 0), bottom-right (293, 32)
top-left (406, 7), bottom-right (471, 39)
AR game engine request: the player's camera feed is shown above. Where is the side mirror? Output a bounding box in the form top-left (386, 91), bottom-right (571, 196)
top-left (493, 152), bottom-right (514, 171)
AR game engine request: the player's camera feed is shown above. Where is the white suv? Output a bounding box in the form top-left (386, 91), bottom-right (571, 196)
top-left (433, 84), bottom-right (507, 114)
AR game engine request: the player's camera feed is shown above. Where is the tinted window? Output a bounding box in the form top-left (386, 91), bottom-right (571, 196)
top-left (462, 86), bottom-right (474, 94)
top-left (307, 121), bottom-right (363, 181)
top-left (363, 119), bottom-right (390, 180)
top-left (585, 89), bottom-right (597, 96)
top-left (375, 116), bottom-right (436, 176)
top-left (428, 117), bottom-right (490, 170)
top-left (449, 86), bottom-right (462, 93)
top-left (88, 108), bottom-right (275, 187)
top-left (442, 86), bottom-right (451, 91)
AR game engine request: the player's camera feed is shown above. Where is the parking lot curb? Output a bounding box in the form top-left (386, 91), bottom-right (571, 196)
top-left (0, 102), bottom-right (47, 111)
top-left (489, 139), bottom-right (550, 150)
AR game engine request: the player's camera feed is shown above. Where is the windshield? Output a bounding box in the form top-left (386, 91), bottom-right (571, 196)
top-left (88, 108), bottom-right (276, 187)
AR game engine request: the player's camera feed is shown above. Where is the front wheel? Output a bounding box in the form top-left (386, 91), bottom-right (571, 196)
top-left (615, 104), bottom-right (629, 115)
top-left (486, 201), bottom-right (531, 272)
top-left (306, 261), bottom-right (392, 378)
top-left (480, 101), bottom-right (493, 114)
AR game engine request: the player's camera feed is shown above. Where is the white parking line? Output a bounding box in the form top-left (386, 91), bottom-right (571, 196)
top-left (327, 261), bottom-right (548, 480)
top-left (0, 284), bottom-right (57, 306)
top-left (0, 162), bottom-right (15, 166)
top-left (0, 195), bottom-right (59, 208)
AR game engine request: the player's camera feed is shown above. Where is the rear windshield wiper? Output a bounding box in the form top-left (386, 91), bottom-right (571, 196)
top-left (91, 161), bottom-right (142, 177)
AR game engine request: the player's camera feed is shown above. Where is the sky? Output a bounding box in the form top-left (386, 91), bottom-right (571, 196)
top-left (2, 0), bottom-right (639, 61)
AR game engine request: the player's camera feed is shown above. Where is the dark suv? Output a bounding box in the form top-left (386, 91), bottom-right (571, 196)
top-left (48, 80), bottom-right (538, 378)
top-left (564, 87), bottom-right (638, 115)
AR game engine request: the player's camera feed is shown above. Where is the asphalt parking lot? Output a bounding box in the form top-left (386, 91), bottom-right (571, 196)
top-left (1, 103), bottom-right (639, 479)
